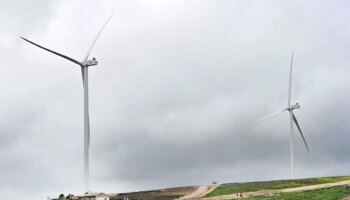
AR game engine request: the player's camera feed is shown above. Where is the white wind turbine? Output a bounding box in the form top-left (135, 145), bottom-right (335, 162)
top-left (257, 52), bottom-right (310, 179)
top-left (21, 15), bottom-right (114, 193)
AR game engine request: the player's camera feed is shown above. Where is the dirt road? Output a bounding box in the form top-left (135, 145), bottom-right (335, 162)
top-left (176, 185), bottom-right (219, 200)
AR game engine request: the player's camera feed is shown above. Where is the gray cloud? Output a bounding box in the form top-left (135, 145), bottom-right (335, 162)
top-left (1, 0), bottom-right (350, 199)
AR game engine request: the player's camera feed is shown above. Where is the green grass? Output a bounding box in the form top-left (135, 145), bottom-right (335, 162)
top-left (241, 185), bottom-right (350, 200)
top-left (206, 176), bottom-right (350, 197)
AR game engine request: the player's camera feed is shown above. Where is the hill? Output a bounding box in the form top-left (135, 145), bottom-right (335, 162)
top-left (110, 186), bottom-right (197, 200)
top-left (109, 176), bottom-right (350, 200)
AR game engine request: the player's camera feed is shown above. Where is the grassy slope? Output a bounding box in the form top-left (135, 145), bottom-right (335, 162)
top-left (206, 176), bottom-right (350, 197)
top-left (242, 185), bottom-right (350, 200)
top-left (110, 186), bottom-right (196, 200)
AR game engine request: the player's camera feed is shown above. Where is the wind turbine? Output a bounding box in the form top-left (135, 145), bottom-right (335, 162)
top-left (21, 15), bottom-right (114, 193)
top-left (257, 52), bottom-right (310, 179)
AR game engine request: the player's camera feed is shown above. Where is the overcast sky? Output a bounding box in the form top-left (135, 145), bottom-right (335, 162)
top-left (1, 0), bottom-right (350, 199)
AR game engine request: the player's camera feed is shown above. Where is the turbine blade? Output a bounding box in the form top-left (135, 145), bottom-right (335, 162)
top-left (20, 37), bottom-right (81, 66)
top-left (82, 14), bottom-right (114, 62)
top-left (88, 112), bottom-right (90, 147)
top-left (86, 85), bottom-right (90, 148)
top-left (288, 51), bottom-right (294, 106)
top-left (81, 66), bottom-right (84, 85)
top-left (256, 108), bottom-right (287, 122)
top-left (292, 113), bottom-right (310, 153)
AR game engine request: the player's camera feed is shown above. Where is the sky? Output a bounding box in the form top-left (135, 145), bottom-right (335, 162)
top-left (1, 0), bottom-right (350, 199)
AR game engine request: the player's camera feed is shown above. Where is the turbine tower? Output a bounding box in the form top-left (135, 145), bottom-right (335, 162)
top-left (21, 15), bottom-right (114, 193)
top-left (257, 52), bottom-right (310, 179)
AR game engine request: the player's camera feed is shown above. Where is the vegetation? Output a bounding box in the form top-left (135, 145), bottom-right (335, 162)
top-left (206, 176), bottom-right (350, 197)
top-left (241, 185), bottom-right (350, 200)
top-left (110, 186), bottom-right (196, 200)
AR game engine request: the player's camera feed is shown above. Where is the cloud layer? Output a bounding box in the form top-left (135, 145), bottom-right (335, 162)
top-left (1, 0), bottom-right (350, 199)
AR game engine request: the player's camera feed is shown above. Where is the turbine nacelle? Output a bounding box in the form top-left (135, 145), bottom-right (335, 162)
top-left (82, 57), bottom-right (98, 67)
top-left (288, 103), bottom-right (300, 110)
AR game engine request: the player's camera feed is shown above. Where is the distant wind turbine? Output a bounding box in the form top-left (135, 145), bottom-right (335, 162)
top-left (257, 52), bottom-right (310, 179)
top-left (21, 15), bottom-right (114, 193)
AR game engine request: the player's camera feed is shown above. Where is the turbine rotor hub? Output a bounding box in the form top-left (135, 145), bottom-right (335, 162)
top-left (288, 103), bottom-right (300, 110)
top-left (82, 58), bottom-right (98, 67)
